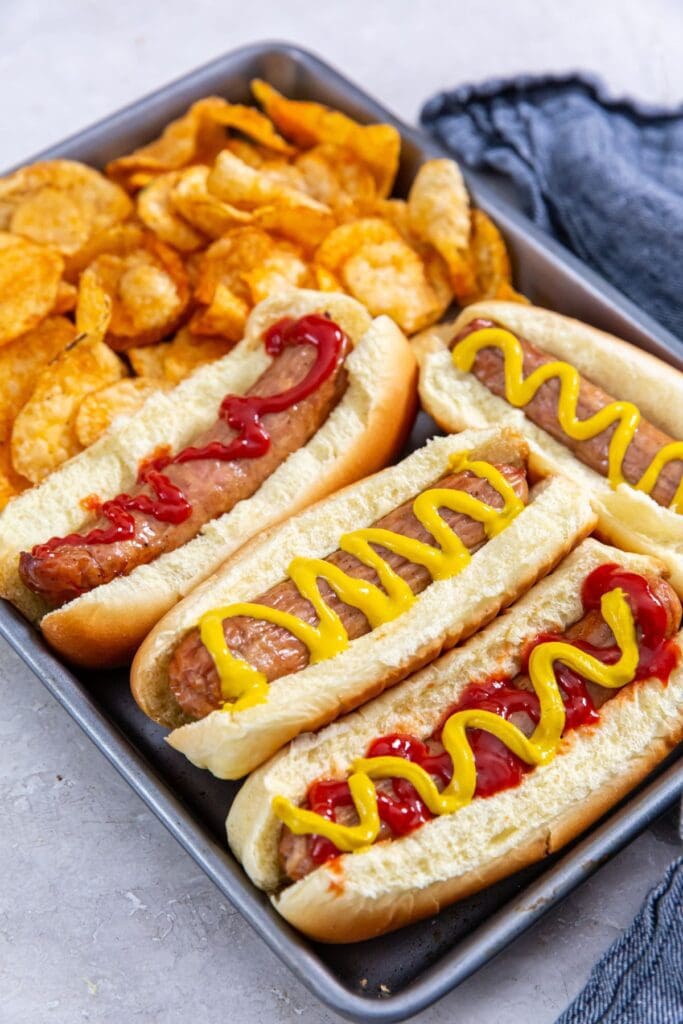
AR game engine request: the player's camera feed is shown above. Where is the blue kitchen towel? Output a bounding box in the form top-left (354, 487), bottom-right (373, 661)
top-left (421, 74), bottom-right (683, 342)
top-left (555, 856), bottom-right (683, 1024)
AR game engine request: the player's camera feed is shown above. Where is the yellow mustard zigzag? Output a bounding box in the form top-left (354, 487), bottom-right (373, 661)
top-left (199, 452), bottom-right (524, 711)
top-left (451, 326), bottom-right (683, 512)
top-left (272, 586), bottom-right (638, 852)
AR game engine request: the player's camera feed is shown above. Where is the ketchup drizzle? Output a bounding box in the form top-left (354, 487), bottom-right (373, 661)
top-left (32, 315), bottom-right (346, 557)
top-left (305, 564), bottom-right (680, 864)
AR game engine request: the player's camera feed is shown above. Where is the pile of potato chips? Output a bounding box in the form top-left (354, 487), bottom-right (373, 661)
top-left (0, 80), bottom-right (526, 509)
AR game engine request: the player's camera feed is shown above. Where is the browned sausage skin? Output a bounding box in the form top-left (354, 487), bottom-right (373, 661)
top-left (278, 571), bottom-right (682, 883)
top-left (168, 464), bottom-right (529, 719)
top-left (452, 319), bottom-right (683, 507)
top-left (19, 334), bottom-right (351, 607)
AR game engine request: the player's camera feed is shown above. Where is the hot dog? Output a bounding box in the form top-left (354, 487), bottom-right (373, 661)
top-left (228, 540), bottom-right (683, 942)
top-left (414, 302), bottom-right (683, 593)
top-left (0, 290), bottom-right (417, 665)
top-left (131, 427), bottom-right (596, 778)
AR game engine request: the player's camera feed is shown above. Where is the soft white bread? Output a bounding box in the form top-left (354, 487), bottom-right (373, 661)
top-left (414, 301), bottom-right (683, 594)
top-left (228, 539), bottom-right (683, 942)
top-left (132, 427), bottom-right (597, 778)
top-left (0, 289), bottom-right (417, 666)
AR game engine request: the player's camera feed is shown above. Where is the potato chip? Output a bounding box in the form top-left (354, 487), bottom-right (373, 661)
top-left (84, 235), bottom-right (190, 349)
top-left (252, 80), bottom-right (400, 197)
top-left (342, 237), bottom-right (450, 334)
top-left (190, 283), bottom-right (250, 341)
top-left (106, 97), bottom-right (293, 189)
top-left (11, 334), bottom-right (126, 483)
top-left (137, 172), bottom-right (206, 252)
top-left (408, 159), bottom-right (476, 300)
top-left (63, 222), bottom-right (146, 282)
top-left (315, 218), bottom-right (398, 271)
top-left (160, 326), bottom-right (236, 383)
top-left (469, 209), bottom-right (528, 304)
top-left (207, 149), bottom-right (328, 215)
top-left (171, 166), bottom-right (252, 239)
top-left (312, 265), bottom-right (344, 293)
top-left (252, 204), bottom-right (334, 249)
top-left (128, 342), bottom-right (168, 379)
top-left (75, 376), bottom-right (172, 447)
top-left (242, 248), bottom-right (311, 304)
top-left (0, 316), bottom-right (76, 442)
top-left (0, 233), bottom-right (64, 346)
top-left (52, 279), bottom-right (78, 314)
top-left (194, 228), bottom-right (306, 306)
top-left (0, 440), bottom-right (30, 510)
top-left (76, 266), bottom-right (113, 343)
top-left (295, 144), bottom-right (376, 215)
top-left (0, 160), bottom-right (132, 257)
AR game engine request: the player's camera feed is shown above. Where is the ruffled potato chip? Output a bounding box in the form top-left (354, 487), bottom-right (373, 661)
top-left (160, 326), bottom-right (235, 383)
top-left (469, 209), bottom-right (528, 304)
top-left (0, 440), bottom-right (30, 510)
top-left (295, 144), bottom-right (376, 216)
top-left (0, 316), bottom-right (76, 442)
top-left (342, 237), bottom-right (450, 334)
top-left (128, 342), bottom-right (168, 379)
top-left (190, 283), bottom-right (250, 341)
top-left (106, 97), bottom-right (293, 190)
top-left (252, 80), bottom-right (400, 197)
top-left (63, 222), bottom-right (146, 282)
top-left (11, 333), bottom-right (126, 483)
top-left (0, 160), bottom-right (132, 258)
top-left (315, 218), bottom-right (398, 271)
top-left (313, 264), bottom-right (344, 293)
top-left (84, 235), bottom-right (190, 350)
top-left (52, 279), bottom-right (78, 314)
top-left (0, 233), bottom-right (64, 346)
top-left (171, 166), bottom-right (253, 239)
top-left (408, 159), bottom-right (476, 301)
top-left (75, 376), bottom-right (172, 447)
top-left (137, 171), bottom-right (206, 252)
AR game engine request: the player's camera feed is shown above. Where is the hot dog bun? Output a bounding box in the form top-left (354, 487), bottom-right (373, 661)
top-left (228, 539), bottom-right (683, 942)
top-left (131, 427), bottom-right (596, 779)
top-left (414, 302), bottom-right (683, 594)
top-left (0, 289), bottom-right (417, 666)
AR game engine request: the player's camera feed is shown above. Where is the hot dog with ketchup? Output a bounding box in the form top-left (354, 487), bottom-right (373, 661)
top-left (414, 302), bottom-right (683, 593)
top-left (131, 428), bottom-right (596, 778)
top-left (228, 540), bottom-right (683, 942)
top-left (0, 290), bottom-right (416, 665)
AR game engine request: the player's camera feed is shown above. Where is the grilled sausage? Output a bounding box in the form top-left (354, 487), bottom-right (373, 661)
top-left (453, 319), bottom-right (683, 507)
top-left (168, 464), bottom-right (529, 719)
top-left (19, 338), bottom-right (350, 606)
top-left (279, 572), bottom-right (682, 882)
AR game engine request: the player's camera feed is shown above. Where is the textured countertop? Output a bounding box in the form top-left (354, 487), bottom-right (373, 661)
top-left (2, 2), bottom-right (682, 1022)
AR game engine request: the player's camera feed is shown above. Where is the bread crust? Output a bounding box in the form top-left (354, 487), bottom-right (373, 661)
top-left (131, 427), bottom-right (596, 778)
top-left (0, 289), bottom-right (417, 667)
top-left (226, 540), bottom-right (683, 942)
top-left (414, 301), bottom-right (683, 594)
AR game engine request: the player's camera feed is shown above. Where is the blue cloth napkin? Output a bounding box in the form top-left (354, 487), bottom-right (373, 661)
top-left (421, 74), bottom-right (683, 341)
top-left (421, 73), bottom-right (683, 1023)
top-left (556, 856), bottom-right (683, 1023)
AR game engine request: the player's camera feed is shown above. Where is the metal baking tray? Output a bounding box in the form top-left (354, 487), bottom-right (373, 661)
top-left (2, 42), bottom-right (681, 1023)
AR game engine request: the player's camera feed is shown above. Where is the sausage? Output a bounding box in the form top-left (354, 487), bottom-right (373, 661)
top-left (168, 464), bottom-right (529, 719)
top-left (453, 319), bottom-right (683, 507)
top-left (279, 572), bottom-right (682, 882)
top-left (19, 338), bottom-right (350, 606)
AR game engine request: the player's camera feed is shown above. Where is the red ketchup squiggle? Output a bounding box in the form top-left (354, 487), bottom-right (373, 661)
top-left (32, 315), bottom-right (346, 557)
top-left (307, 565), bottom-right (679, 866)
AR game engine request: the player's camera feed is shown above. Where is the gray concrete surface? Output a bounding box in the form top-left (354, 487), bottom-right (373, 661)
top-left (2, 2), bottom-right (682, 1021)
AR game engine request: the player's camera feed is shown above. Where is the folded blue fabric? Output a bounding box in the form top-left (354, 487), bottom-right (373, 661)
top-left (556, 856), bottom-right (683, 1023)
top-left (421, 74), bottom-right (683, 341)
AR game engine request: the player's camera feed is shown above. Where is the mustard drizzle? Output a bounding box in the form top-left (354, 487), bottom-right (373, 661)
top-left (272, 586), bottom-right (639, 852)
top-left (199, 452), bottom-right (524, 711)
top-left (451, 326), bottom-right (683, 513)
